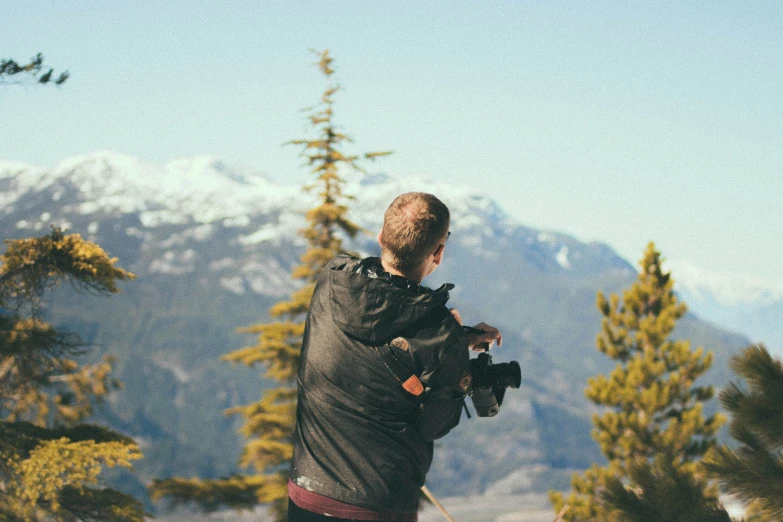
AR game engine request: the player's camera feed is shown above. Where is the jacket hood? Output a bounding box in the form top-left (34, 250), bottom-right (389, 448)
top-left (327, 256), bottom-right (452, 343)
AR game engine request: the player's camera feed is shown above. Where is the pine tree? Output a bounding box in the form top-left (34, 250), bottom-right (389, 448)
top-left (0, 227), bottom-right (143, 521)
top-left (703, 344), bottom-right (783, 519)
top-left (601, 458), bottom-right (733, 521)
top-left (549, 242), bottom-right (725, 521)
top-left (150, 49), bottom-right (390, 521)
top-left (1, 53), bottom-right (69, 85)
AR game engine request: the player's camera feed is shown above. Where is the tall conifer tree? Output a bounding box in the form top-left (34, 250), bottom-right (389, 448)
top-left (549, 243), bottom-right (725, 521)
top-left (703, 344), bottom-right (783, 519)
top-left (150, 50), bottom-right (389, 521)
top-left (0, 227), bottom-right (143, 521)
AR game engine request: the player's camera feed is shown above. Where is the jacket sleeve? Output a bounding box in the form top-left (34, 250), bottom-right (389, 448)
top-left (414, 315), bottom-right (471, 440)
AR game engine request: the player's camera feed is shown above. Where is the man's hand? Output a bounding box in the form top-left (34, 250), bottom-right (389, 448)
top-left (467, 322), bottom-right (502, 352)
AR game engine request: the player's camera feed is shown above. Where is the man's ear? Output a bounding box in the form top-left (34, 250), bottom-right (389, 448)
top-left (432, 243), bottom-right (445, 266)
top-left (377, 230), bottom-right (383, 247)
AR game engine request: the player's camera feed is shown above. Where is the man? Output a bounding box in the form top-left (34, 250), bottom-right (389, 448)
top-left (288, 192), bottom-right (502, 521)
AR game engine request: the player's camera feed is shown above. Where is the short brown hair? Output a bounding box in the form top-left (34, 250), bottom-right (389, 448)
top-left (380, 192), bottom-right (450, 272)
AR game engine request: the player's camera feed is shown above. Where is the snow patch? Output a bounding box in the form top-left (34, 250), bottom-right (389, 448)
top-left (210, 257), bottom-right (236, 271)
top-left (187, 224), bottom-right (214, 241)
top-left (457, 235), bottom-right (482, 248)
top-left (140, 210), bottom-right (190, 227)
top-left (239, 224), bottom-right (279, 245)
top-left (556, 246), bottom-right (571, 269)
top-left (220, 277), bottom-right (246, 294)
top-left (75, 201), bottom-right (102, 214)
top-left (152, 353), bottom-right (191, 383)
top-left (125, 227), bottom-right (153, 241)
top-left (159, 224), bottom-right (215, 248)
top-left (149, 249), bottom-right (198, 275)
top-left (668, 260), bottom-right (783, 306)
top-left (223, 215), bottom-right (250, 227)
top-left (241, 258), bottom-right (296, 296)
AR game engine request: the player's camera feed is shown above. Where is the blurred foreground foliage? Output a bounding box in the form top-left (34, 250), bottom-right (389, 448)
top-left (703, 344), bottom-right (783, 520)
top-left (0, 227), bottom-right (143, 521)
top-left (1, 53), bottom-right (69, 85)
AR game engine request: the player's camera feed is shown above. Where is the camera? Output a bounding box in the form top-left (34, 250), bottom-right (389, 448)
top-left (469, 352), bottom-right (521, 417)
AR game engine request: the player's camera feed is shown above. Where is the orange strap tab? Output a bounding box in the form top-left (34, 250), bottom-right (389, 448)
top-left (402, 375), bottom-right (424, 396)
top-left (375, 343), bottom-right (424, 397)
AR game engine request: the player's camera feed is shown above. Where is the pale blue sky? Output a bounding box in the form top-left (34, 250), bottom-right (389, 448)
top-left (3, 1), bottom-right (782, 285)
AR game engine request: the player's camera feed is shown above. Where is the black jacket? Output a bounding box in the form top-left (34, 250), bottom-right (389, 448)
top-left (290, 256), bottom-right (470, 512)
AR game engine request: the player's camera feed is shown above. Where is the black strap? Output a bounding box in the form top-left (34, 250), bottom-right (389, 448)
top-left (374, 344), bottom-right (424, 396)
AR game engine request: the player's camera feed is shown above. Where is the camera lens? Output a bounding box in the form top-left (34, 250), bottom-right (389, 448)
top-left (490, 361), bottom-right (521, 390)
top-left (468, 355), bottom-right (521, 417)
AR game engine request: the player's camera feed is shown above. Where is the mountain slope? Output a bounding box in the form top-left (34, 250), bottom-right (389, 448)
top-left (0, 152), bottom-right (751, 503)
top-left (669, 261), bottom-right (783, 356)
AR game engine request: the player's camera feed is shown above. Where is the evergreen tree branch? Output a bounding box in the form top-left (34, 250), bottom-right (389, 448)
top-left (0, 54), bottom-right (69, 85)
top-left (703, 344), bottom-right (783, 518)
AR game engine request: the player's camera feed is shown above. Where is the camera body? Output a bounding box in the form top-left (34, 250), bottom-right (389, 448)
top-left (469, 352), bottom-right (521, 417)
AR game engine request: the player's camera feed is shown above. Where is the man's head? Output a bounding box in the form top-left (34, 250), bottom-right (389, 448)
top-left (378, 192), bottom-right (450, 281)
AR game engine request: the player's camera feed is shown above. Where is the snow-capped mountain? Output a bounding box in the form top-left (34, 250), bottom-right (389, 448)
top-left (669, 260), bottom-right (783, 307)
top-left (668, 261), bottom-right (783, 356)
top-left (0, 152), bottom-right (752, 503)
top-left (2, 152), bottom-right (300, 221)
top-left (1, 151), bottom-right (627, 297)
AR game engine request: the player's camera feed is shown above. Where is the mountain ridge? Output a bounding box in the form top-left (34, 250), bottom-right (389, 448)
top-left (2, 151), bottom-right (627, 288)
top-left (6, 151), bottom-right (780, 310)
top-left (0, 151), bottom-right (753, 505)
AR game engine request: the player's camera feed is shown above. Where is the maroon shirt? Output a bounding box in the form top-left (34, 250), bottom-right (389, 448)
top-left (288, 480), bottom-right (418, 521)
